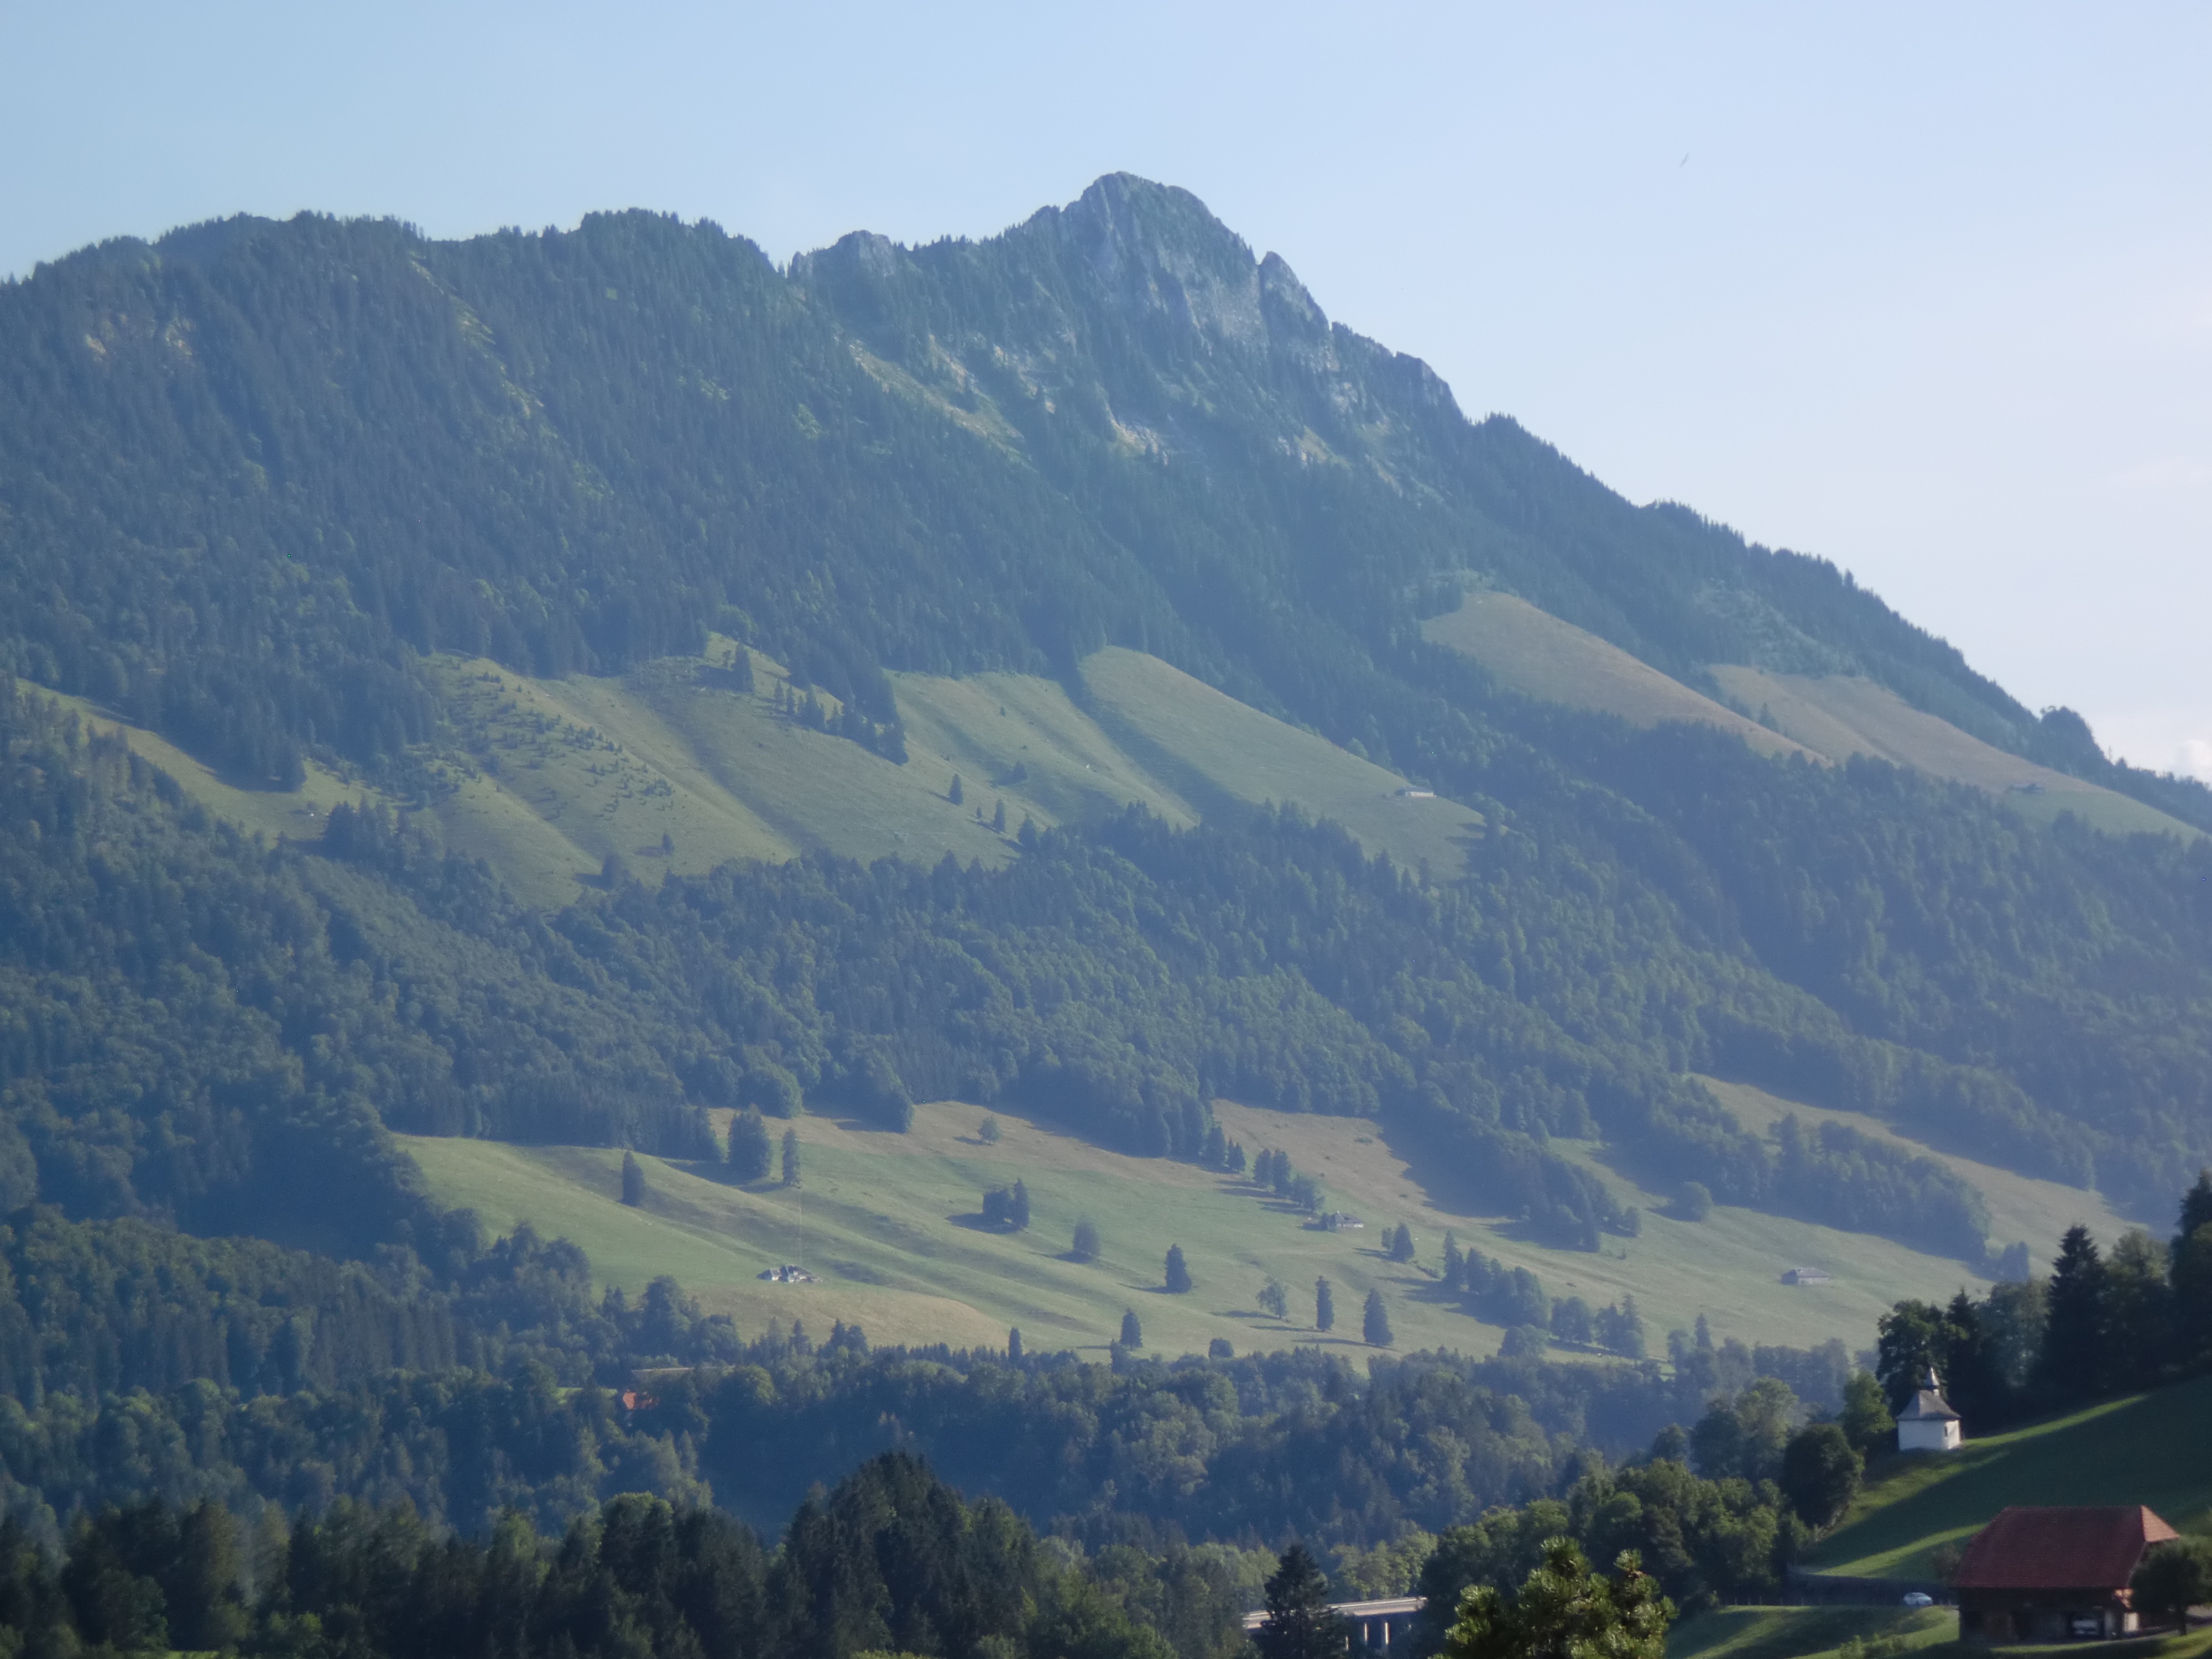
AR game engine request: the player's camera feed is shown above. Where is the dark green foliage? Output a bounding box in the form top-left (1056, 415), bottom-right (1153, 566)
top-left (1254, 1545), bottom-right (1345, 1659)
top-left (1259, 1280), bottom-right (1287, 1319)
top-left (1009, 1327), bottom-right (1022, 1361)
top-left (981, 1182), bottom-right (1032, 1230)
top-left (1119, 1310), bottom-right (1142, 1349)
top-left (742, 1060), bottom-right (805, 1119)
top-left (1388, 1224), bottom-right (1415, 1263)
top-left (1551, 1297), bottom-right (1594, 1347)
top-left (2038, 1225), bottom-right (2108, 1401)
top-left (979, 1115), bottom-right (1000, 1144)
top-left (1314, 1278), bottom-right (1334, 1332)
top-left (1779, 1423), bottom-right (1863, 1529)
top-left (1363, 1290), bottom-right (1393, 1348)
top-left (621, 1151), bottom-right (646, 1207)
top-left (781, 1130), bottom-right (801, 1187)
top-left (1209, 1338), bottom-right (1234, 1359)
top-left (1439, 1537), bottom-right (1671, 1659)
top-left (729, 1110), bottom-right (774, 1181)
top-left (1676, 1183), bottom-right (1713, 1222)
top-left (1837, 1371), bottom-right (1896, 1460)
top-left (1072, 1218), bottom-right (1100, 1262)
top-left (1165, 1245), bottom-right (1192, 1295)
top-left (2132, 1538), bottom-right (2212, 1634)
top-left (1594, 1298), bottom-right (1646, 1359)
top-left (0, 1454), bottom-right (1197, 1659)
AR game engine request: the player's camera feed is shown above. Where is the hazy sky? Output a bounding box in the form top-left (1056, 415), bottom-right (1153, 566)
top-left (5, 3), bottom-right (2206, 774)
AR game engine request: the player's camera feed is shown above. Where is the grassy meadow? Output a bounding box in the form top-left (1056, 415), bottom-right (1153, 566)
top-left (399, 1077), bottom-right (2124, 1366)
top-left (1804, 1372), bottom-right (2212, 1580)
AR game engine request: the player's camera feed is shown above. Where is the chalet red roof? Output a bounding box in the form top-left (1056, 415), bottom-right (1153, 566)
top-left (1953, 1507), bottom-right (2178, 1593)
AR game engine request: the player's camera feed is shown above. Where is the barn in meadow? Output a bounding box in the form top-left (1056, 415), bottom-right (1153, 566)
top-left (1953, 1505), bottom-right (2179, 1642)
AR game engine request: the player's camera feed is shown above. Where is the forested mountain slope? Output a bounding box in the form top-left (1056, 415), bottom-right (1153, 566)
top-left (4, 173), bottom-right (2212, 1275)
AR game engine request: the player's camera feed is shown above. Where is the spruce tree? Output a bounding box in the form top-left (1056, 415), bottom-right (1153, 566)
top-left (780, 1129), bottom-right (801, 1187)
top-left (1165, 1244), bottom-right (1192, 1294)
top-left (949, 774), bottom-right (964, 806)
top-left (1072, 1217), bottom-right (1100, 1261)
top-left (1008, 1327), bottom-right (1022, 1361)
top-left (1314, 1276), bottom-right (1334, 1332)
top-left (1363, 1288), bottom-right (1393, 1347)
top-left (2038, 1224), bottom-right (2109, 1400)
top-left (621, 1151), bottom-right (646, 1207)
top-left (728, 1109), bottom-right (773, 1181)
top-left (1010, 1179), bottom-right (1030, 1230)
top-left (1119, 1308), bottom-right (1142, 1349)
top-left (1389, 1223), bottom-right (1415, 1262)
top-left (1254, 1543), bottom-right (1347, 1659)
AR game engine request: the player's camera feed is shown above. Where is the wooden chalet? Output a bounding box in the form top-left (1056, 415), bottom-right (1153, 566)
top-left (1954, 1505), bottom-right (2178, 1642)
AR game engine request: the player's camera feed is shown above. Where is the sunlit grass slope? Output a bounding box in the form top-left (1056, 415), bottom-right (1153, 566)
top-left (1076, 647), bottom-right (1484, 874)
top-left (1710, 666), bottom-right (2197, 842)
top-left (1808, 1373), bottom-right (2212, 1580)
top-left (404, 1094), bottom-right (2030, 1368)
top-left (1420, 594), bottom-right (1811, 760)
top-left (1698, 1079), bottom-right (2134, 1258)
top-left (1667, 1606), bottom-right (1953, 1659)
top-left (16, 679), bottom-right (398, 846)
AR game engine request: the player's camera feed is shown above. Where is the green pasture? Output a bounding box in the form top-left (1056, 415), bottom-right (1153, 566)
top-left (1809, 1373), bottom-right (2212, 1580)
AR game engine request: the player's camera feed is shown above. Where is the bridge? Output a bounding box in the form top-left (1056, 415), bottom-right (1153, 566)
top-left (1243, 1597), bottom-right (1423, 1652)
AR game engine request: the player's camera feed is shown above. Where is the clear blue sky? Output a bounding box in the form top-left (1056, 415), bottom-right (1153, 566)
top-left (4, 2), bottom-right (2206, 773)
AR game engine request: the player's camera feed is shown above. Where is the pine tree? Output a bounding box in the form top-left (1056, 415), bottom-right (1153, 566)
top-left (728, 1109), bottom-right (773, 1181)
top-left (1443, 1230), bottom-right (1464, 1290)
top-left (1202, 1124), bottom-right (1226, 1168)
top-left (1010, 1179), bottom-right (1030, 1230)
top-left (1072, 1217), bottom-right (1100, 1261)
top-left (1389, 1223), bottom-right (1415, 1262)
top-left (780, 1129), bottom-right (801, 1187)
top-left (992, 799), bottom-right (1006, 833)
top-left (1363, 1288), bottom-right (1394, 1347)
top-left (949, 774), bottom-right (964, 806)
top-left (1119, 1309), bottom-right (1142, 1349)
top-left (621, 1151), bottom-right (646, 1207)
top-left (1165, 1244), bottom-right (1192, 1294)
top-left (1314, 1276), bottom-right (1334, 1332)
top-left (1008, 1326), bottom-right (1022, 1361)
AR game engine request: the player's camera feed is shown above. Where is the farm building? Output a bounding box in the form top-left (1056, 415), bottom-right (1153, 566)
top-left (1897, 1367), bottom-right (1963, 1452)
top-left (1954, 1506), bottom-right (2178, 1642)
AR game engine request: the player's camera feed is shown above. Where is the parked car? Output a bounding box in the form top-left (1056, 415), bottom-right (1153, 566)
top-left (1902, 1593), bottom-right (1936, 1608)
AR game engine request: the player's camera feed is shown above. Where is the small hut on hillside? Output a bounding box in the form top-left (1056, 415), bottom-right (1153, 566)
top-left (1897, 1366), bottom-right (1963, 1452)
top-left (1954, 1506), bottom-right (2178, 1642)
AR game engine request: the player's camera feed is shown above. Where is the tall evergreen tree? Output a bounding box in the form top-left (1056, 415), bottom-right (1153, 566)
top-left (1364, 1290), bottom-right (1394, 1348)
top-left (621, 1152), bottom-right (646, 1207)
top-left (728, 1109), bottom-right (773, 1181)
top-left (1119, 1309), bottom-right (1142, 1349)
top-left (2037, 1225), bottom-right (2110, 1401)
top-left (1254, 1544), bottom-right (1347, 1659)
top-left (1314, 1277), bottom-right (1334, 1332)
top-left (781, 1130), bottom-right (802, 1187)
top-left (1165, 1245), bottom-right (1192, 1295)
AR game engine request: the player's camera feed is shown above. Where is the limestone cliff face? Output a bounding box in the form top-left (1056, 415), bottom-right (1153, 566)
top-left (795, 172), bottom-right (1464, 482)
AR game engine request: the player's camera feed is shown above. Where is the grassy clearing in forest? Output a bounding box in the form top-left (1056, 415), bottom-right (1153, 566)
top-left (402, 1094), bottom-right (2047, 1368)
